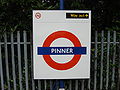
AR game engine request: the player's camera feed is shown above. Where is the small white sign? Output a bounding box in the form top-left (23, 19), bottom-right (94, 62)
top-left (33, 10), bottom-right (91, 79)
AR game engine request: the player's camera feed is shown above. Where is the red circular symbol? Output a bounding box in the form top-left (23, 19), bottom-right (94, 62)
top-left (42, 31), bottom-right (81, 70)
top-left (35, 12), bottom-right (41, 19)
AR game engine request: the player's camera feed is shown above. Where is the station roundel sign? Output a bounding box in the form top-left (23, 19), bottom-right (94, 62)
top-left (42, 31), bottom-right (82, 70)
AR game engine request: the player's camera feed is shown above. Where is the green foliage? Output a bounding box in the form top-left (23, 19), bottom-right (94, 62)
top-left (65, 0), bottom-right (120, 31)
top-left (0, 0), bottom-right (59, 33)
top-left (0, 0), bottom-right (120, 33)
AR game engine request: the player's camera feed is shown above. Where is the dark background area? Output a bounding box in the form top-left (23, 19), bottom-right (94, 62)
top-left (0, 0), bottom-right (120, 33)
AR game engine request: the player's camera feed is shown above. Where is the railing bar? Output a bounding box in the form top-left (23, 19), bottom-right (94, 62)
top-left (17, 31), bottom-right (23, 90)
top-left (50, 80), bottom-right (52, 90)
top-left (94, 31), bottom-right (98, 90)
top-left (30, 31), bottom-right (35, 90)
top-left (100, 30), bottom-right (104, 89)
top-left (106, 31), bottom-right (110, 89)
top-left (117, 38), bottom-right (120, 90)
top-left (4, 32), bottom-right (11, 90)
top-left (30, 53), bottom-right (35, 90)
top-left (69, 80), bottom-right (72, 90)
top-left (24, 31), bottom-right (29, 90)
top-left (0, 42), bottom-right (120, 44)
top-left (38, 80), bottom-right (41, 90)
top-left (91, 42), bottom-right (119, 44)
top-left (0, 42), bottom-right (31, 44)
top-left (75, 80), bottom-right (78, 90)
top-left (88, 79), bottom-right (90, 90)
top-left (111, 31), bottom-right (116, 87)
top-left (0, 41), bottom-right (4, 90)
top-left (11, 32), bottom-right (17, 90)
top-left (45, 80), bottom-right (47, 90)
top-left (81, 80), bottom-right (84, 90)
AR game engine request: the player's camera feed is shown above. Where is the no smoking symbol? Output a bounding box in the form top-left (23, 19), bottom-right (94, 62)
top-left (37, 31), bottom-right (87, 70)
top-left (35, 12), bottom-right (41, 19)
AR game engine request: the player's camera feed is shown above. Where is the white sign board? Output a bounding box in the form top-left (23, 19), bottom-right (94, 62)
top-left (33, 10), bottom-right (91, 79)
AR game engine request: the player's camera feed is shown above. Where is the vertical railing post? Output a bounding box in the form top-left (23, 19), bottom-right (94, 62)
top-left (117, 35), bottom-right (120, 90)
top-left (0, 37), bottom-right (4, 90)
top-left (59, 0), bottom-right (65, 90)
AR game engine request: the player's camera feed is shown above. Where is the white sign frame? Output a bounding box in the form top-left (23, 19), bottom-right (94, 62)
top-left (33, 10), bottom-right (91, 79)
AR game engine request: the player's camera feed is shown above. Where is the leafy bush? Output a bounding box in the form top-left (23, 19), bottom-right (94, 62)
top-left (0, 0), bottom-right (120, 33)
top-left (0, 0), bottom-right (59, 33)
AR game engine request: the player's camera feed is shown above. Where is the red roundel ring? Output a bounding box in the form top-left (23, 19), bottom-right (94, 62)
top-left (42, 31), bottom-right (81, 70)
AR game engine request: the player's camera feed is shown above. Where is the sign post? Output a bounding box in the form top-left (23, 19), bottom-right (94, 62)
top-left (59, 0), bottom-right (65, 90)
top-left (60, 0), bottom-right (64, 10)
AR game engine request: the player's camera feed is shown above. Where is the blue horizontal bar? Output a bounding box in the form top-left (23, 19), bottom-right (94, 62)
top-left (37, 47), bottom-right (86, 55)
